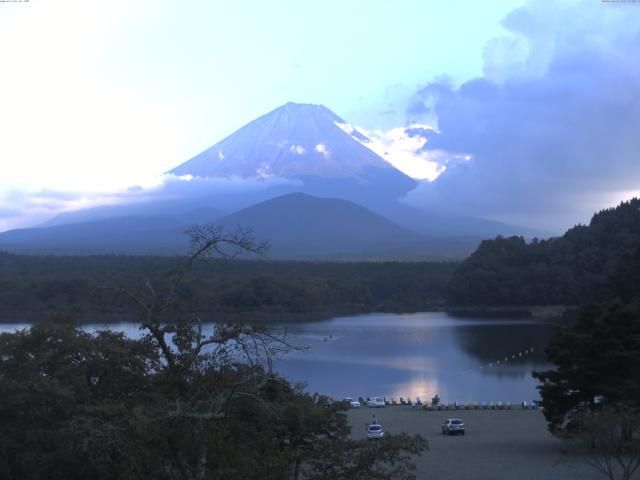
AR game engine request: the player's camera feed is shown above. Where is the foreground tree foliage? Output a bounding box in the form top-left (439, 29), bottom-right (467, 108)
top-left (533, 298), bottom-right (640, 432)
top-left (534, 247), bottom-right (640, 479)
top-left (305, 433), bottom-right (427, 480)
top-left (534, 246), bottom-right (640, 432)
top-left (0, 226), bottom-right (427, 479)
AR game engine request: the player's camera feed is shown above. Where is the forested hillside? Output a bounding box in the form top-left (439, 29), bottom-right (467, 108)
top-left (446, 198), bottom-right (640, 306)
top-left (0, 253), bottom-right (456, 321)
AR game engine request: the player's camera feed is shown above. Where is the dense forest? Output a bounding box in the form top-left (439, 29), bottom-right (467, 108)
top-left (4, 199), bottom-right (639, 322)
top-left (446, 198), bottom-right (640, 306)
top-left (0, 252), bottom-right (456, 322)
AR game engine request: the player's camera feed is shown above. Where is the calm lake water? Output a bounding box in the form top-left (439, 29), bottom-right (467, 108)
top-left (269, 312), bottom-right (555, 404)
top-left (0, 312), bottom-right (555, 404)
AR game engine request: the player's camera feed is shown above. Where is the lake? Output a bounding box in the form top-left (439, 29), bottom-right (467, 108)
top-left (270, 312), bottom-right (555, 404)
top-left (0, 311), bottom-right (555, 404)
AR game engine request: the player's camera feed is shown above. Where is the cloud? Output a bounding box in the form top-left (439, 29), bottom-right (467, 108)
top-left (0, 174), bottom-right (299, 232)
top-left (315, 143), bottom-right (330, 158)
top-left (404, 0), bottom-right (640, 231)
top-left (155, 174), bottom-right (297, 197)
top-left (336, 121), bottom-right (447, 181)
top-left (290, 144), bottom-right (306, 155)
top-left (0, 187), bottom-right (144, 232)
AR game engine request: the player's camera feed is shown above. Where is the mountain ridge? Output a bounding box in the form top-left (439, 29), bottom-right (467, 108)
top-left (0, 193), bottom-right (482, 258)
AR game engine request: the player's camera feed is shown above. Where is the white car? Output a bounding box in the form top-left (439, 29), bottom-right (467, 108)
top-left (344, 397), bottom-right (361, 408)
top-left (442, 418), bottom-right (465, 435)
top-left (367, 423), bottom-right (384, 440)
top-left (367, 397), bottom-right (386, 408)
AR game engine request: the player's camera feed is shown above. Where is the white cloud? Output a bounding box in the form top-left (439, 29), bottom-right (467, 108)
top-left (315, 143), bottom-right (330, 158)
top-left (289, 144), bottom-right (306, 155)
top-left (0, 174), bottom-right (300, 232)
top-left (0, 186), bottom-right (148, 232)
top-left (335, 122), bottom-right (447, 181)
top-left (334, 122), bottom-right (363, 139)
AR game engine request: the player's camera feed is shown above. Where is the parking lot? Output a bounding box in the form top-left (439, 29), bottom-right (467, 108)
top-left (348, 407), bottom-right (602, 480)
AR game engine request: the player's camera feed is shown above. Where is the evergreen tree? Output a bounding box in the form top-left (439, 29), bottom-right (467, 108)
top-left (533, 245), bottom-right (640, 431)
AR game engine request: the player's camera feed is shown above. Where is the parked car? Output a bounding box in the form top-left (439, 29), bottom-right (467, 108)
top-left (344, 397), bottom-right (361, 408)
top-left (442, 418), bottom-right (465, 435)
top-left (367, 423), bottom-right (384, 440)
top-left (367, 397), bottom-right (386, 408)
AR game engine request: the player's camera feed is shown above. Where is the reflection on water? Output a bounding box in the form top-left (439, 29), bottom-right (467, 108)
top-left (0, 312), bottom-right (555, 403)
top-left (270, 312), bottom-right (555, 403)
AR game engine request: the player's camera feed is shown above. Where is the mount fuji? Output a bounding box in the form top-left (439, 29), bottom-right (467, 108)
top-left (0, 102), bottom-right (542, 257)
top-left (169, 102), bottom-right (417, 204)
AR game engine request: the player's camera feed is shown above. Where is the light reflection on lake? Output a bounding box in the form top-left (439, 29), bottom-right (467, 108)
top-left (0, 312), bottom-right (555, 403)
top-left (269, 312), bottom-right (554, 403)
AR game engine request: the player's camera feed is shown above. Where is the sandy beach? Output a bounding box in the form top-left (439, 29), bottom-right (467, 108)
top-left (348, 407), bottom-right (602, 480)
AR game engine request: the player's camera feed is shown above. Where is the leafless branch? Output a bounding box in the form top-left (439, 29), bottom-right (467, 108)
top-left (570, 406), bottom-right (640, 480)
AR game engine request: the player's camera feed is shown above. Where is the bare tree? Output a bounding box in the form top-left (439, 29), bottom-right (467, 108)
top-left (110, 226), bottom-right (300, 480)
top-left (569, 406), bottom-right (640, 480)
top-left (113, 225), bottom-right (273, 370)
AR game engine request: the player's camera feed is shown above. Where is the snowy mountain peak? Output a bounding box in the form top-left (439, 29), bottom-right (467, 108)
top-left (169, 103), bottom-right (416, 196)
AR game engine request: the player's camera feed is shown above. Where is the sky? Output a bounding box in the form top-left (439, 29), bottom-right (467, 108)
top-left (404, 0), bottom-right (640, 229)
top-left (0, 0), bottom-right (639, 233)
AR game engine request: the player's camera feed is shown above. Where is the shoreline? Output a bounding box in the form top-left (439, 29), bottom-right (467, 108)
top-left (444, 304), bottom-right (572, 319)
top-left (0, 304), bottom-right (573, 325)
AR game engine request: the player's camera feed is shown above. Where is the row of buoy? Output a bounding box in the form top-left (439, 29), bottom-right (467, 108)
top-left (481, 346), bottom-right (535, 369)
top-left (452, 346), bottom-right (538, 377)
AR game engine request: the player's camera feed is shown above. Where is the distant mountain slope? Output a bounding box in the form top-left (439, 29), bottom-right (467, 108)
top-left (0, 193), bottom-right (480, 258)
top-left (39, 202), bottom-right (224, 228)
top-left (169, 102), bottom-right (417, 200)
top-left (0, 209), bottom-right (222, 255)
top-left (370, 201), bottom-right (551, 239)
top-left (446, 198), bottom-right (640, 306)
top-left (214, 193), bottom-right (476, 259)
top-left (215, 192), bottom-right (417, 257)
